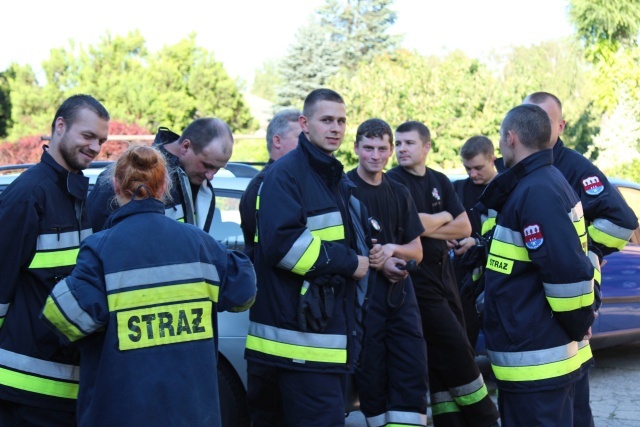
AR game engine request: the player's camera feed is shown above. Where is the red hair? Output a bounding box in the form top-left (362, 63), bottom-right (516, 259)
top-left (113, 145), bottom-right (171, 204)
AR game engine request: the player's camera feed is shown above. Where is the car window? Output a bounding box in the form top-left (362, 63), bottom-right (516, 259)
top-left (210, 190), bottom-right (244, 251)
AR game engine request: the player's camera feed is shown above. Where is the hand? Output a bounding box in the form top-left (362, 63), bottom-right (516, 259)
top-left (583, 326), bottom-right (593, 341)
top-left (453, 237), bottom-right (476, 256)
top-left (352, 255), bottom-right (370, 280)
top-left (446, 240), bottom-right (457, 249)
top-left (380, 257), bottom-right (408, 283)
top-left (369, 243), bottom-right (395, 270)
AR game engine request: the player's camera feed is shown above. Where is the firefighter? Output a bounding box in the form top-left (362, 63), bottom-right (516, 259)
top-left (0, 95), bottom-right (110, 426)
top-left (41, 145), bottom-right (256, 426)
top-left (480, 104), bottom-right (596, 425)
top-left (245, 89), bottom-right (370, 426)
top-left (388, 121), bottom-right (499, 426)
top-left (348, 118), bottom-right (429, 426)
top-left (88, 118), bottom-right (233, 235)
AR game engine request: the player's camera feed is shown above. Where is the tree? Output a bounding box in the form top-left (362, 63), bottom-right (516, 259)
top-left (0, 70), bottom-right (12, 138)
top-left (275, 22), bottom-right (341, 109)
top-left (317, 0), bottom-right (401, 71)
top-left (251, 60), bottom-right (282, 102)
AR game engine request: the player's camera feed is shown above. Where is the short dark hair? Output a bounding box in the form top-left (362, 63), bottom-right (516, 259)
top-left (51, 94), bottom-right (110, 134)
top-left (524, 92), bottom-right (563, 113)
top-left (460, 136), bottom-right (494, 160)
top-left (178, 118), bottom-right (233, 154)
top-left (355, 118), bottom-right (393, 147)
top-left (266, 109), bottom-right (301, 153)
top-left (395, 121), bottom-right (431, 145)
top-left (501, 104), bottom-right (551, 151)
top-left (302, 88), bottom-right (345, 118)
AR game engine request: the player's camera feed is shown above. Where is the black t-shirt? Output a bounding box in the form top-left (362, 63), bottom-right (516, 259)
top-left (453, 177), bottom-right (486, 236)
top-left (346, 170), bottom-right (423, 246)
top-left (387, 166), bottom-right (465, 262)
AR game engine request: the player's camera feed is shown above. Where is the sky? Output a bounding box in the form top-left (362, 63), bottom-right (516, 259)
top-left (1, 0), bottom-right (574, 84)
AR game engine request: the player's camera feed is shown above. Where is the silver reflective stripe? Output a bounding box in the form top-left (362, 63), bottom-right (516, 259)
top-left (450, 374), bottom-right (485, 397)
top-left (52, 280), bottom-right (100, 334)
top-left (481, 209), bottom-right (497, 222)
top-left (0, 348), bottom-right (79, 381)
top-left (543, 279), bottom-right (594, 298)
top-left (105, 262), bottom-right (220, 292)
top-left (431, 390), bottom-right (454, 404)
top-left (307, 211), bottom-right (343, 231)
top-left (592, 218), bottom-right (635, 240)
top-left (277, 229), bottom-right (314, 270)
top-left (248, 322), bottom-right (346, 349)
top-left (569, 202), bottom-right (584, 222)
top-left (165, 204), bottom-right (185, 221)
top-left (488, 341), bottom-right (582, 367)
top-left (493, 225), bottom-right (524, 246)
top-left (367, 411), bottom-right (427, 427)
top-left (36, 228), bottom-right (92, 250)
top-left (588, 251), bottom-right (601, 273)
top-left (0, 303), bottom-right (9, 317)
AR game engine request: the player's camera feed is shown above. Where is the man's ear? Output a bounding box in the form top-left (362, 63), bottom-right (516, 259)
top-left (299, 115), bottom-right (309, 133)
top-left (180, 139), bottom-right (191, 154)
top-left (507, 130), bottom-right (517, 148)
top-left (558, 119), bottom-right (567, 135)
top-left (54, 117), bottom-right (66, 136)
top-left (272, 134), bottom-right (282, 150)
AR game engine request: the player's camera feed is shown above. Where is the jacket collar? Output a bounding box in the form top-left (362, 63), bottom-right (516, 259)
top-left (298, 133), bottom-right (344, 186)
top-left (40, 150), bottom-right (89, 201)
top-left (104, 197), bottom-right (166, 229)
top-left (478, 149), bottom-right (553, 211)
top-left (552, 137), bottom-right (565, 160)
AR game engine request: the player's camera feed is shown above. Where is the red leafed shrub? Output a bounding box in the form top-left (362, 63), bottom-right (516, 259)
top-left (0, 120), bottom-right (153, 165)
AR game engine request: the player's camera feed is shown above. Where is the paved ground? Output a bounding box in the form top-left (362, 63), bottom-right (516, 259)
top-left (346, 341), bottom-right (640, 426)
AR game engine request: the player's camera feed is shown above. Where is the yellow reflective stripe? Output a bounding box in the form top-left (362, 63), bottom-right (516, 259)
top-left (491, 342), bottom-right (592, 382)
top-left (481, 217), bottom-right (496, 236)
top-left (454, 383), bottom-right (489, 407)
top-left (310, 225), bottom-right (344, 242)
top-left (431, 401), bottom-right (461, 416)
top-left (588, 224), bottom-right (629, 250)
top-left (486, 255), bottom-right (513, 274)
top-left (0, 367), bottom-right (78, 399)
top-left (245, 335), bottom-right (347, 364)
top-left (546, 292), bottom-right (595, 312)
top-left (0, 318), bottom-right (4, 328)
top-left (107, 281), bottom-right (219, 311)
top-left (42, 297), bottom-right (86, 342)
top-left (290, 236), bottom-right (322, 275)
top-left (29, 248), bottom-right (79, 269)
top-left (490, 240), bottom-right (529, 262)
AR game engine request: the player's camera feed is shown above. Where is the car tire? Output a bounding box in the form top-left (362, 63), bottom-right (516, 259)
top-left (218, 358), bottom-right (250, 427)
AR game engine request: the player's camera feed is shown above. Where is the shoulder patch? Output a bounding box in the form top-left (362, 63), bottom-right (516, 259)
top-left (523, 224), bottom-right (544, 250)
top-left (582, 175), bottom-right (604, 196)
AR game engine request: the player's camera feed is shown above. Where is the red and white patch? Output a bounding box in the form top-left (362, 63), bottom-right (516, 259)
top-left (523, 224), bottom-right (544, 250)
top-left (582, 175), bottom-right (604, 196)
top-left (431, 188), bottom-right (441, 201)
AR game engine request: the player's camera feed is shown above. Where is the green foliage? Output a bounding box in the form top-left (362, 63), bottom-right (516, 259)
top-left (569, 0), bottom-right (640, 48)
top-left (230, 137), bottom-right (270, 164)
top-left (2, 31), bottom-right (257, 141)
top-left (0, 70), bottom-right (11, 138)
top-left (251, 60), bottom-right (282, 102)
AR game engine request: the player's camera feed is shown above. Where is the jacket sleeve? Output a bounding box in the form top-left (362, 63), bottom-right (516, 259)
top-left (216, 247), bottom-right (257, 313)
top-left (87, 170), bottom-right (118, 233)
top-left (522, 188), bottom-right (595, 341)
top-left (258, 167), bottom-right (359, 280)
top-left (0, 198), bottom-right (40, 329)
top-left (40, 238), bottom-right (109, 344)
top-left (577, 165), bottom-right (638, 258)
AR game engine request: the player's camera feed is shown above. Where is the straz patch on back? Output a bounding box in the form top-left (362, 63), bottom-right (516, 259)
top-left (117, 301), bottom-right (213, 351)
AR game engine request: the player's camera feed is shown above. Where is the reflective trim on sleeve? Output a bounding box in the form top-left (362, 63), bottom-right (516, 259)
top-left (246, 322), bottom-right (347, 364)
top-left (431, 391), bottom-right (461, 416)
top-left (0, 303), bottom-right (9, 317)
top-left (307, 212), bottom-right (345, 242)
top-left (29, 248), bottom-right (80, 269)
top-left (108, 281), bottom-right (219, 311)
top-left (543, 279), bottom-right (595, 311)
top-left (588, 251), bottom-right (602, 285)
top-left (277, 229), bottom-right (321, 275)
top-left (105, 262), bottom-right (220, 292)
top-left (481, 210), bottom-right (497, 236)
top-left (367, 411), bottom-right (427, 427)
top-left (589, 218), bottom-right (634, 251)
top-left (449, 374), bottom-right (490, 407)
top-left (488, 340), bottom-right (592, 382)
top-left (491, 225), bottom-right (530, 262)
top-left (35, 229), bottom-right (91, 251)
top-left (43, 280), bottom-right (101, 341)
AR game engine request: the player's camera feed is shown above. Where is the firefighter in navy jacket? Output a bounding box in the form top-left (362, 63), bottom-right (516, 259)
top-left (0, 95), bottom-right (110, 426)
top-left (41, 145), bottom-right (256, 427)
top-left (245, 89), bottom-right (369, 426)
top-left (480, 105), bottom-right (596, 426)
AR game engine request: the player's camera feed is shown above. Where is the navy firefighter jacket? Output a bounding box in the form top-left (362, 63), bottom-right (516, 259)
top-left (479, 149), bottom-right (596, 393)
top-left (245, 133), bottom-right (365, 373)
top-left (0, 150), bottom-right (90, 411)
top-left (41, 197), bottom-right (256, 427)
